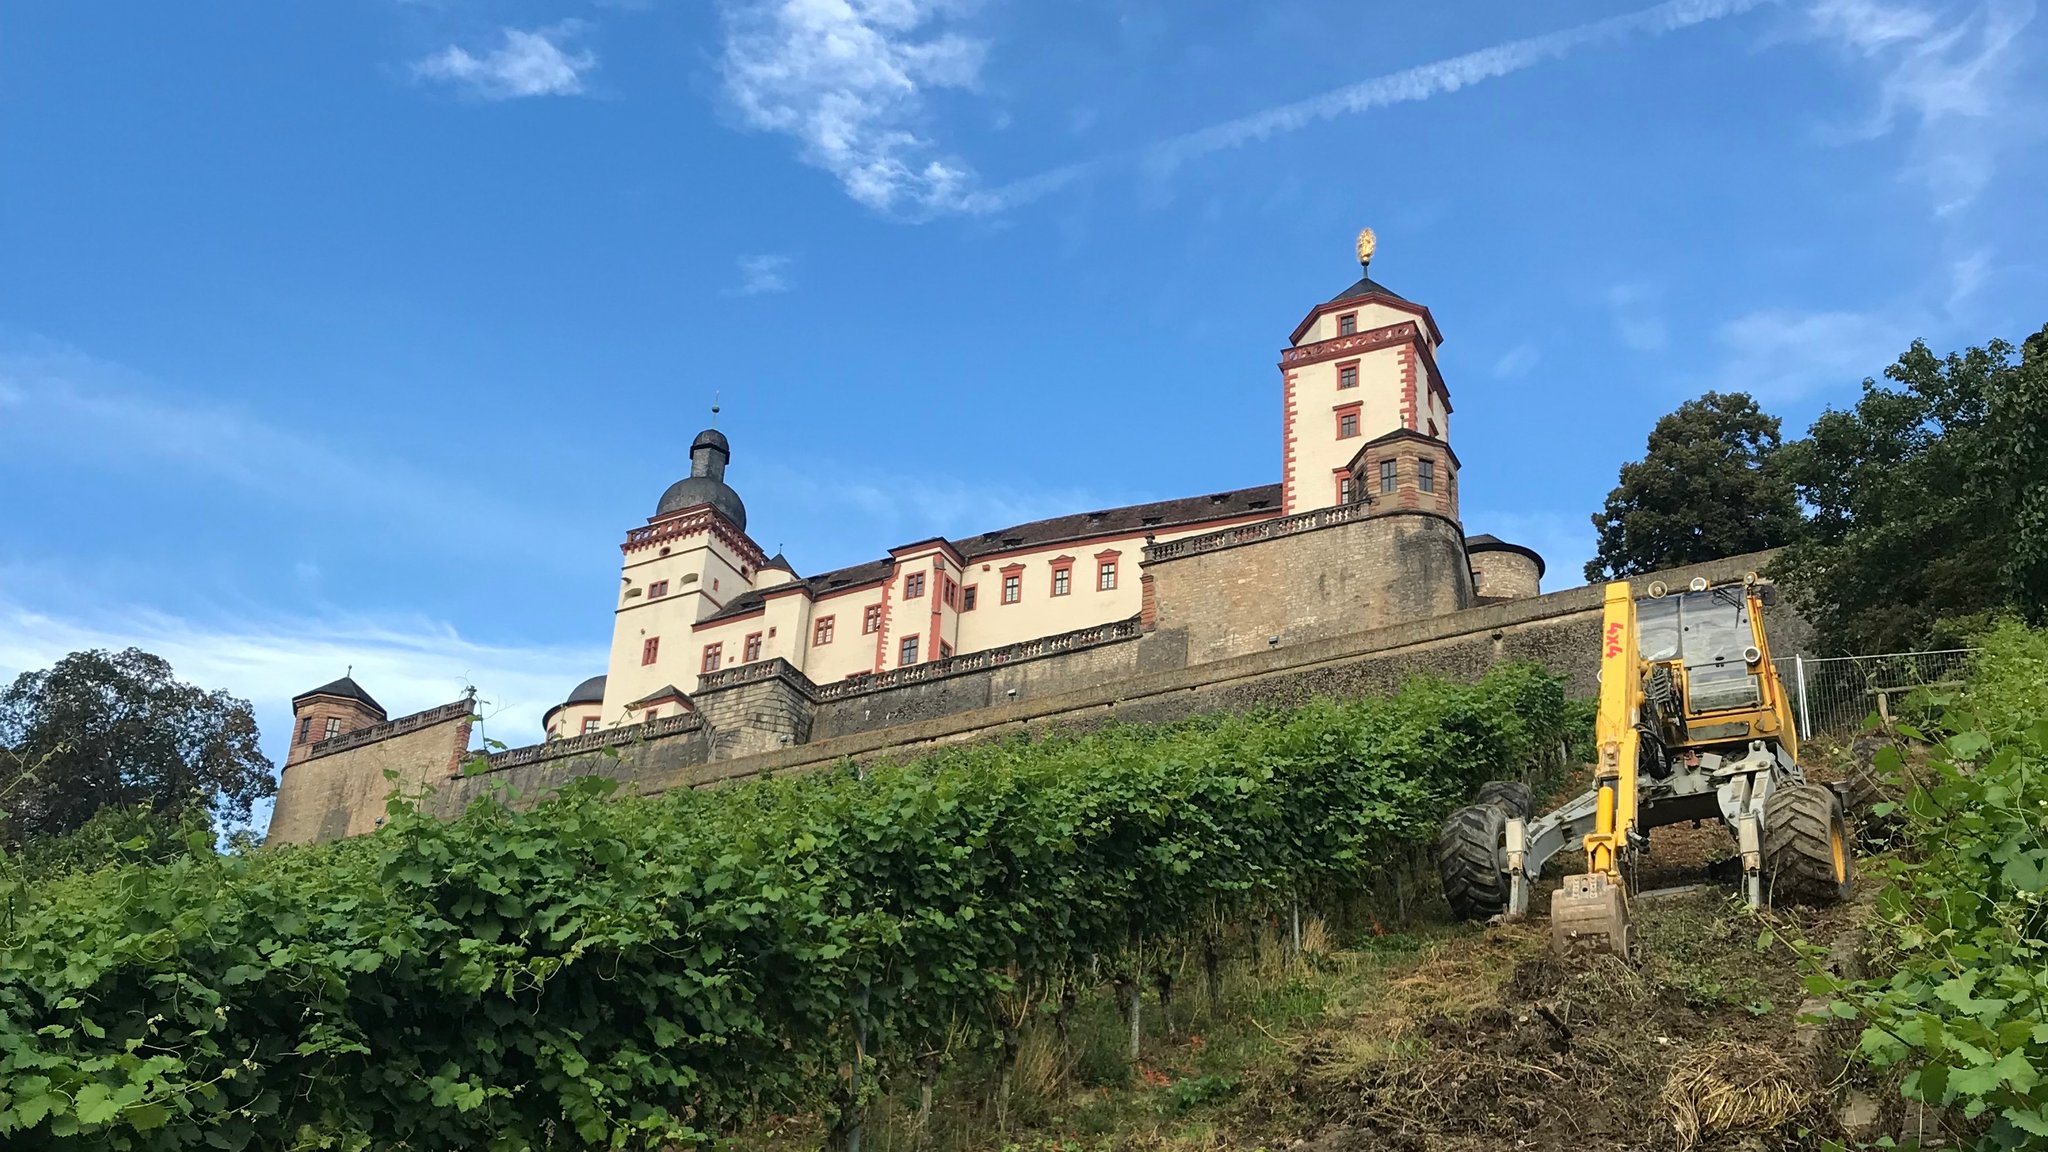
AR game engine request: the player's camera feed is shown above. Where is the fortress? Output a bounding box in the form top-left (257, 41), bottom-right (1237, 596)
top-left (268, 234), bottom-right (1799, 845)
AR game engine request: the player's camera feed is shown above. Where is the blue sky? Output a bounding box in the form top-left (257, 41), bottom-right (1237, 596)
top-left (3, 0), bottom-right (2044, 801)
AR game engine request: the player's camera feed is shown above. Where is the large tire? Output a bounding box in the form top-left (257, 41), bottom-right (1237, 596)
top-left (1764, 783), bottom-right (1853, 906)
top-left (1474, 780), bottom-right (1536, 820)
top-left (1437, 803), bottom-right (1511, 921)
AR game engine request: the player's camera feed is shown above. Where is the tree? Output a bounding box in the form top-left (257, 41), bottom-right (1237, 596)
top-left (1584, 391), bottom-right (1804, 581)
top-left (0, 648), bottom-right (274, 844)
top-left (1773, 325), bottom-right (2048, 653)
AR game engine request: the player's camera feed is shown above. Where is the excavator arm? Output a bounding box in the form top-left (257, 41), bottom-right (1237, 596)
top-left (1549, 582), bottom-right (1643, 956)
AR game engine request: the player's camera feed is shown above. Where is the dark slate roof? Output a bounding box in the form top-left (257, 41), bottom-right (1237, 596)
top-left (656, 476), bottom-right (747, 528)
top-left (1349, 426), bottom-right (1462, 470)
top-left (1328, 275), bottom-right (1410, 305)
top-left (697, 483), bottom-right (1283, 624)
top-left (761, 551), bottom-right (795, 573)
top-left (629, 684), bottom-right (689, 707)
top-left (1465, 534), bottom-right (1547, 578)
top-left (291, 676), bottom-right (387, 718)
top-left (566, 674), bottom-right (607, 705)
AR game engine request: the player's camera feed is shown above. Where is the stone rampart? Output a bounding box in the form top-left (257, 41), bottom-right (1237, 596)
top-left (410, 550), bottom-right (1798, 812)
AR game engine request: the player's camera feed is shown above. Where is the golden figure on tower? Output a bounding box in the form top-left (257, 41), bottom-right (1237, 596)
top-left (1356, 227), bottom-right (1376, 270)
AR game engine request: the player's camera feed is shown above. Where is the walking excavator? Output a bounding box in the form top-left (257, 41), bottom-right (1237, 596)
top-left (1436, 574), bottom-right (1854, 957)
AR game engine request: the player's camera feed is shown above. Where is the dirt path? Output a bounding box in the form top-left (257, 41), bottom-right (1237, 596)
top-left (1262, 893), bottom-right (1871, 1151)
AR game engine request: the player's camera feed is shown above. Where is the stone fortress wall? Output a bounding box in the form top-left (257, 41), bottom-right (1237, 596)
top-left (268, 490), bottom-right (1803, 841)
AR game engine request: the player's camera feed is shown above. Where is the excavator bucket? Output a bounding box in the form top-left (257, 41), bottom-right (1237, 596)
top-left (1550, 872), bottom-right (1632, 958)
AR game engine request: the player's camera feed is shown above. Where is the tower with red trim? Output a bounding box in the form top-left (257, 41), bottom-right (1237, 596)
top-left (1278, 229), bottom-right (1454, 516)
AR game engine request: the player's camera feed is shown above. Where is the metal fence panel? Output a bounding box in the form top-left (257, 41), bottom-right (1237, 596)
top-left (1772, 649), bottom-right (1979, 739)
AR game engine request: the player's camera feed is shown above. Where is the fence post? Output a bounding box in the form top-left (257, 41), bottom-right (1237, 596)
top-left (1794, 654), bottom-right (1811, 741)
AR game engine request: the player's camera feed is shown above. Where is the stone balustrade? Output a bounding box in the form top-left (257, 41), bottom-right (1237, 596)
top-left (485, 711), bottom-right (704, 772)
top-left (1142, 501), bottom-right (1375, 563)
top-left (299, 699), bottom-right (476, 764)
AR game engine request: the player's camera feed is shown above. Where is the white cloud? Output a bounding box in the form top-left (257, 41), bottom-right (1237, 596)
top-left (0, 586), bottom-right (607, 794)
top-left (1608, 283), bottom-right (1670, 352)
top-left (1491, 343), bottom-right (1541, 378)
top-left (413, 23), bottom-right (597, 100)
top-left (726, 253), bottom-right (795, 296)
top-left (1803, 0), bottom-right (2037, 214)
top-left (1143, 0), bottom-right (1770, 175)
top-left (714, 0), bottom-right (1767, 218)
top-left (1944, 248), bottom-right (1994, 313)
top-left (718, 0), bottom-right (992, 216)
top-left (0, 338), bottom-right (553, 551)
top-left (1708, 305), bottom-right (1913, 399)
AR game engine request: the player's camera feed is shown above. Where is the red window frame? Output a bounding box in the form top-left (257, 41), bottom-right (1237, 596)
top-left (1418, 458), bottom-right (1436, 493)
top-left (904, 571), bottom-right (926, 599)
top-left (961, 584), bottom-right (978, 611)
top-left (1336, 360), bottom-right (1359, 389)
top-left (1337, 311), bottom-right (1358, 336)
top-left (581, 717), bottom-right (600, 734)
top-left (1334, 401), bottom-right (1362, 439)
top-left (999, 565), bottom-right (1025, 604)
top-left (701, 643), bottom-right (722, 674)
top-left (647, 579), bottom-right (669, 598)
top-left (1380, 458), bottom-right (1398, 494)
top-left (814, 616), bottom-right (835, 645)
top-left (899, 634), bottom-right (919, 665)
top-left (939, 640), bottom-right (953, 660)
top-left (1097, 560), bottom-right (1117, 591)
top-left (942, 576), bottom-right (958, 608)
top-left (1051, 568), bottom-right (1071, 596)
top-left (642, 637), bottom-right (660, 665)
top-left (1335, 468), bottom-right (1354, 504)
top-left (743, 632), bottom-right (763, 662)
top-left (862, 604), bottom-right (882, 634)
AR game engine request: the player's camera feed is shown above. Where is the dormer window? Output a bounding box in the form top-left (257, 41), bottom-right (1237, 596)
top-left (1338, 312), bottom-right (1358, 336)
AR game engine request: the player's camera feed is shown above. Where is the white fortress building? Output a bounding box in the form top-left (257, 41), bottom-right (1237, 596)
top-left (540, 231), bottom-right (1541, 740)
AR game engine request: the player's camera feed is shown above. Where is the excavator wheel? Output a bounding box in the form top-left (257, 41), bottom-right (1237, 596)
top-left (1473, 780), bottom-right (1536, 820)
top-left (1764, 783), bottom-right (1854, 905)
top-left (1437, 803), bottom-right (1511, 921)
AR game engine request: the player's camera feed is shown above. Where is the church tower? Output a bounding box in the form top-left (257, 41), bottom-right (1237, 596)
top-left (1278, 229), bottom-right (1455, 515)
top-left (600, 427), bottom-right (767, 724)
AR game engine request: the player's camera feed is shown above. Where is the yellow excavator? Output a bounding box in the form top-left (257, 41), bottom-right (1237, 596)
top-left (1436, 574), bottom-right (1854, 956)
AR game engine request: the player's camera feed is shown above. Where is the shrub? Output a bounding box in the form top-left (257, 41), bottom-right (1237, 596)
top-left (0, 666), bottom-right (1568, 1150)
top-left (1826, 622), bottom-right (2048, 1147)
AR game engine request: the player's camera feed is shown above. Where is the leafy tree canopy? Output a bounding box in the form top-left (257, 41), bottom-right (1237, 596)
top-left (1773, 326), bottom-right (2048, 653)
top-left (0, 648), bottom-right (274, 845)
top-left (1585, 390), bottom-right (1804, 581)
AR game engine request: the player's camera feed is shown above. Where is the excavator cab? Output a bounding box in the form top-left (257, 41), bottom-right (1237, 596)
top-left (1436, 575), bottom-right (1853, 959)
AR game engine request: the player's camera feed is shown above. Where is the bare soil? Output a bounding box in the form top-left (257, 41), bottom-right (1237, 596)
top-left (1258, 894), bottom-right (1868, 1152)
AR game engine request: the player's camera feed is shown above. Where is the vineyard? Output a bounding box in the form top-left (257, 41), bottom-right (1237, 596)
top-left (0, 665), bottom-right (1574, 1150)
